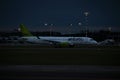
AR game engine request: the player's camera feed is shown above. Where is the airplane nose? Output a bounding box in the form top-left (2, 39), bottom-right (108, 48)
top-left (92, 41), bottom-right (98, 44)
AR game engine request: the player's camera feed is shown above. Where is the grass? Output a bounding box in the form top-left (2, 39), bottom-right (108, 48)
top-left (0, 45), bottom-right (120, 65)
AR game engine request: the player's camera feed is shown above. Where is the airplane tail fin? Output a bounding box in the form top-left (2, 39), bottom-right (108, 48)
top-left (19, 24), bottom-right (33, 36)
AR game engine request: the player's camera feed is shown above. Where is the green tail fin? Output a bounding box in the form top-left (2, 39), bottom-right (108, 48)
top-left (19, 24), bottom-right (33, 36)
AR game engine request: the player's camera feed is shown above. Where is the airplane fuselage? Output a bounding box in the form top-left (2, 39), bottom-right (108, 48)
top-left (21, 36), bottom-right (98, 45)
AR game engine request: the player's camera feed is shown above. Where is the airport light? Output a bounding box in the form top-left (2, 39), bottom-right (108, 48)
top-left (70, 24), bottom-right (73, 26)
top-left (18, 28), bottom-right (21, 32)
top-left (44, 23), bottom-right (48, 26)
top-left (51, 24), bottom-right (53, 26)
top-left (78, 22), bottom-right (82, 26)
top-left (84, 12), bottom-right (89, 16)
top-left (108, 27), bottom-right (112, 32)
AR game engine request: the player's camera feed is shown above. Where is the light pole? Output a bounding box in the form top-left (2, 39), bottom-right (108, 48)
top-left (69, 24), bottom-right (73, 35)
top-left (78, 22), bottom-right (82, 33)
top-left (50, 24), bottom-right (53, 36)
top-left (84, 12), bottom-right (89, 37)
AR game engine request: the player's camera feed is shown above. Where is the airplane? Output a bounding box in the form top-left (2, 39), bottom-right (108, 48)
top-left (18, 24), bottom-right (98, 47)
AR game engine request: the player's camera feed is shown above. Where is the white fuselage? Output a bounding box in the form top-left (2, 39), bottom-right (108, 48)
top-left (21, 36), bottom-right (98, 45)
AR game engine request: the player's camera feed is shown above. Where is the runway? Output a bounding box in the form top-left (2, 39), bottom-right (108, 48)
top-left (0, 65), bottom-right (120, 80)
top-left (0, 44), bottom-right (120, 65)
top-left (0, 44), bottom-right (120, 79)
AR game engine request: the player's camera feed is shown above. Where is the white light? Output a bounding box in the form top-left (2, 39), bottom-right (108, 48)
top-left (44, 23), bottom-right (48, 26)
top-left (18, 28), bottom-right (21, 31)
top-left (51, 24), bottom-right (53, 26)
top-left (78, 22), bottom-right (82, 26)
top-left (108, 27), bottom-right (112, 31)
top-left (70, 24), bottom-right (73, 26)
top-left (84, 12), bottom-right (89, 16)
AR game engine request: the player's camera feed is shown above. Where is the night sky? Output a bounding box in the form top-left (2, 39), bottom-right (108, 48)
top-left (0, 0), bottom-right (120, 33)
